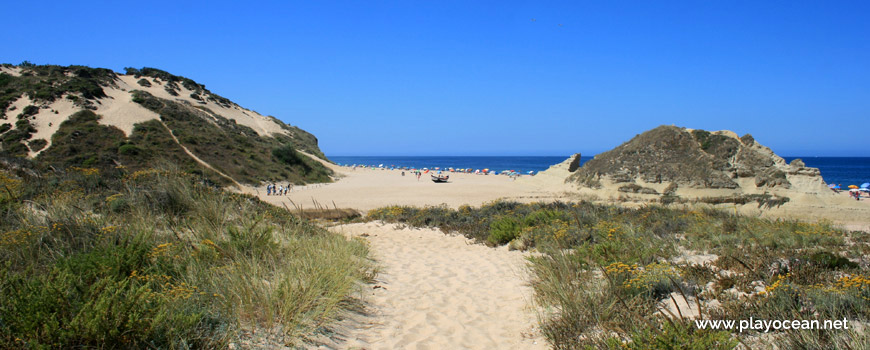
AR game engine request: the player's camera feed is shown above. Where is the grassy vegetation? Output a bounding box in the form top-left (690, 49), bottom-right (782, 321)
top-left (367, 201), bottom-right (870, 349)
top-left (0, 159), bottom-right (373, 348)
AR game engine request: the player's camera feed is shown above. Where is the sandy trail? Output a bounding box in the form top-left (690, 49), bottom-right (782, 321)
top-left (248, 155), bottom-right (552, 349)
top-left (329, 222), bottom-right (547, 350)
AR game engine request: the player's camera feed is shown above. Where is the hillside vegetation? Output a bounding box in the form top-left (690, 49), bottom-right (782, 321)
top-left (567, 125), bottom-right (820, 192)
top-left (0, 158), bottom-right (373, 348)
top-left (0, 63), bottom-right (331, 186)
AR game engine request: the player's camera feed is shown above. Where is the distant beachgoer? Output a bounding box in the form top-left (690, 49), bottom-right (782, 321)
top-left (402, 171), bottom-right (405, 176)
top-left (266, 184), bottom-right (272, 195)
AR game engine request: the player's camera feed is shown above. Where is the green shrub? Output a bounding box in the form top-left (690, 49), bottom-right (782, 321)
top-left (21, 105), bottom-right (39, 117)
top-left (27, 138), bottom-right (47, 151)
top-left (272, 144), bottom-right (303, 165)
top-left (809, 251), bottom-right (858, 270)
top-left (117, 143), bottom-right (142, 156)
top-left (488, 216), bottom-right (522, 245)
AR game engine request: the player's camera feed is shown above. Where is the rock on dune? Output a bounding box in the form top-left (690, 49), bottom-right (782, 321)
top-left (546, 125), bottom-right (829, 197)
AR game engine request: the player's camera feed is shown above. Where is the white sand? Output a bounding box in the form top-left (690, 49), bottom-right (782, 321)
top-left (0, 66), bottom-right (22, 76)
top-left (93, 77), bottom-right (161, 136)
top-left (329, 222), bottom-right (546, 350)
top-left (253, 159), bottom-right (567, 213)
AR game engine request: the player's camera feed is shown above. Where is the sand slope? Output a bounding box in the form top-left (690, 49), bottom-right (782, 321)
top-left (329, 222), bottom-right (546, 350)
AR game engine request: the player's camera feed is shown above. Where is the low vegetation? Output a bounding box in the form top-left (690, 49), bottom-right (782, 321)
top-left (0, 159), bottom-right (373, 348)
top-left (368, 201), bottom-right (870, 349)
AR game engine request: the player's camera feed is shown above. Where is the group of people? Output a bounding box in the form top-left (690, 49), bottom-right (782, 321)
top-left (266, 183), bottom-right (292, 196)
top-left (401, 170), bottom-right (423, 180)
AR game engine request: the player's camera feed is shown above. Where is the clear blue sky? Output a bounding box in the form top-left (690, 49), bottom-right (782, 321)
top-left (5, 1), bottom-right (869, 156)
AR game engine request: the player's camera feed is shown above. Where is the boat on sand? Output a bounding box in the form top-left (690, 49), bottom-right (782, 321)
top-left (431, 174), bottom-right (449, 183)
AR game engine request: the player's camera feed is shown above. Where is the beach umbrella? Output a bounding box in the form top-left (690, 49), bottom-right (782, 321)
top-left (828, 184), bottom-right (836, 188)
top-left (848, 185), bottom-right (859, 189)
top-left (861, 183), bottom-right (870, 188)
top-left (528, 171), bottom-right (535, 175)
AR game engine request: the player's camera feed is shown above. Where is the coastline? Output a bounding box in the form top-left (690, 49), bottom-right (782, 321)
top-left (249, 154), bottom-right (870, 232)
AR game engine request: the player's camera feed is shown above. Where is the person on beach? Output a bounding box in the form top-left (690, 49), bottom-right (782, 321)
top-left (266, 184), bottom-right (272, 195)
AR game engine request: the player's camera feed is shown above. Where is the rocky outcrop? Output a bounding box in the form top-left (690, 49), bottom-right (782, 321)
top-left (567, 153), bottom-right (582, 172)
top-left (566, 125), bottom-right (829, 194)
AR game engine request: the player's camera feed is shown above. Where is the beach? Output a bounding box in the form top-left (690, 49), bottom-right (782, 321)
top-left (242, 155), bottom-right (870, 349)
top-left (253, 165), bottom-right (570, 213)
top-left (252, 156), bottom-right (870, 232)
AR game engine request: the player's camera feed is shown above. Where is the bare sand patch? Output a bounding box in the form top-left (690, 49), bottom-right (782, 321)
top-left (328, 222), bottom-right (546, 350)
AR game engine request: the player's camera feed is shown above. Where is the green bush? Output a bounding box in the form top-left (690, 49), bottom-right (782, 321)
top-left (117, 143), bottom-right (142, 156)
top-left (27, 138), bottom-right (47, 152)
top-left (272, 144), bottom-right (303, 165)
top-left (809, 251), bottom-right (859, 270)
top-left (487, 216), bottom-right (522, 245)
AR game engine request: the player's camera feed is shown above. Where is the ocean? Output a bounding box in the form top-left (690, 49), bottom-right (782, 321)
top-left (328, 156), bottom-right (870, 187)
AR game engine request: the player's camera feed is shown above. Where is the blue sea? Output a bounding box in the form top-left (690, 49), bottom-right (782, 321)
top-left (329, 156), bottom-right (870, 186)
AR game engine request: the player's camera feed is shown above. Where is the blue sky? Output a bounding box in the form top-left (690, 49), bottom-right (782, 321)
top-left (5, 1), bottom-right (869, 156)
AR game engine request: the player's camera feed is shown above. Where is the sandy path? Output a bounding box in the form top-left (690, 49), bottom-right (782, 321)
top-left (329, 222), bottom-right (547, 350)
top-left (159, 120), bottom-right (242, 188)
